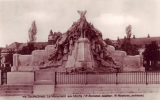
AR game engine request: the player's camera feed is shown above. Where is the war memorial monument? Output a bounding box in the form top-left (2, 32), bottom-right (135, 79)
top-left (2, 11), bottom-right (158, 96)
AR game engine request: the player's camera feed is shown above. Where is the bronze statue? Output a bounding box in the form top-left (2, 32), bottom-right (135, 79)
top-left (77, 10), bottom-right (88, 38)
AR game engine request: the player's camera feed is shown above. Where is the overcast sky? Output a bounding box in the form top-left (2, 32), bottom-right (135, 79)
top-left (0, 0), bottom-right (160, 47)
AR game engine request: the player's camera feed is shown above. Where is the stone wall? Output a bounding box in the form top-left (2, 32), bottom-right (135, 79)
top-left (12, 45), bottom-right (55, 71)
top-left (106, 45), bottom-right (127, 63)
top-left (123, 55), bottom-right (145, 72)
top-left (106, 45), bottom-right (115, 53)
top-left (31, 50), bottom-right (48, 66)
top-left (107, 45), bottom-right (145, 72)
top-left (18, 55), bottom-right (32, 66)
top-left (111, 50), bottom-right (127, 63)
top-left (45, 45), bottom-right (56, 57)
top-left (12, 44), bottom-right (145, 72)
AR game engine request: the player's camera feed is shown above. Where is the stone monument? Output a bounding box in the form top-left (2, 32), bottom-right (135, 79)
top-left (5, 10), bottom-right (145, 95)
top-left (11, 11), bottom-right (123, 73)
top-left (8, 11), bottom-right (145, 86)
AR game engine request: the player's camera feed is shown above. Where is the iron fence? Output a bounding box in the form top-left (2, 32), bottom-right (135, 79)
top-left (55, 72), bottom-right (160, 85)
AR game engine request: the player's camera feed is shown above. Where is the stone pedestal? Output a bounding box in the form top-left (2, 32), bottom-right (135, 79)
top-left (75, 38), bottom-right (94, 69)
top-left (76, 38), bottom-right (92, 62)
top-left (13, 54), bottom-right (19, 67)
top-left (12, 54), bottom-right (20, 71)
top-left (7, 72), bottom-right (34, 85)
top-left (33, 70), bottom-right (55, 95)
top-left (65, 37), bottom-right (94, 69)
top-left (0, 70), bottom-right (1, 85)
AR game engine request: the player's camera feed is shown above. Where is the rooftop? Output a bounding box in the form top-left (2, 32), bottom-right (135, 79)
top-left (118, 37), bottom-right (160, 45)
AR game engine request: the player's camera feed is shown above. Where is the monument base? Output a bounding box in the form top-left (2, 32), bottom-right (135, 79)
top-left (140, 66), bottom-right (145, 72)
top-left (11, 66), bottom-right (18, 71)
top-left (7, 72), bottom-right (34, 85)
top-left (33, 80), bottom-right (55, 95)
top-left (33, 69), bottom-right (56, 95)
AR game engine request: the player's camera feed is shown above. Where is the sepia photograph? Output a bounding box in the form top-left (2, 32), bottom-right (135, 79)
top-left (0, 0), bottom-right (160, 100)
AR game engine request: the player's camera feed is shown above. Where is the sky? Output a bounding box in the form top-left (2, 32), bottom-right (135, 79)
top-left (0, 0), bottom-right (160, 47)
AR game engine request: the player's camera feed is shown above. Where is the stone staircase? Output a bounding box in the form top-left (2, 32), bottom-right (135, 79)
top-left (55, 84), bottom-right (160, 94)
top-left (0, 84), bottom-right (160, 96)
top-left (0, 85), bottom-right (33, 96)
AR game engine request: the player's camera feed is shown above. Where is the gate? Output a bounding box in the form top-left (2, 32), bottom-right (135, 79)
top-left (1, 68), bottom-right (7, 85)
top-left (0, 64), bottom-right (11, 85)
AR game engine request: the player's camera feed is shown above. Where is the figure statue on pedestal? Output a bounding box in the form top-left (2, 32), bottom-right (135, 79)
top-left (100, 50), bottom-right (104, 59)
top-left (63, 43), bottom-right (69, 54)
top-left (95, 42), bottom-right (101, 53)
top-left (78, 10), bottom-right (87, 18)
top-left (69, 37), bottom-right (74, 54)
top-left (77, 10), bottom-right (88, 38)
top-left (91, 41), bottom-right (96, 52)
top-left (57, 49), bottom-right (63, 61)
top-left (74, 31), bottom-right (80, 40)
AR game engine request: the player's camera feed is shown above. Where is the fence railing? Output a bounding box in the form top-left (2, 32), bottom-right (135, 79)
top-left (55, 72), bottom-right (160, 85)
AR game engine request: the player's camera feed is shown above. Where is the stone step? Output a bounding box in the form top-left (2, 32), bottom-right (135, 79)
top-left (0, 85), bottom-right (33, 88)
top-left (0, 85), bottom-right (33, 96)
top-left (0, 89), bottom-right (33, 91)
top-left (0, 86), bottom-right (33, 88)
top-left (0, 88), bottom-right (33, 90)
top-left (0, 90), bottom-right (33, 93)
top-left (55, 88), bottom-right (159, 94)
top-left (0, 87), bottom-right (33, 90)
top-left (56, 87), bottom-right (159, 91)
top-left (56, 84), bottom-right (160, 88)
top-left (54, 90), bottom-right (127, 94)
top-left (55, 84), bottom-right (160, 94)
top-left (0, 93), bottom-right (33, 96)
top-left (0, 88), bottom-right (33, 91)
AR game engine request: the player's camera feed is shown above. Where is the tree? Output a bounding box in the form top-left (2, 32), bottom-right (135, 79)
top-left (133, 35), bottom-right (135, 38)
top-left (50, 30), bottom-right (53, 35)
top-left (119, 25), bottom-right (139, 55)
top-left (147, 34), bottom-right (150, 38)
top-left (143, 41), bottom-right (159, 70)
top-left (104, 38), bottom-right (113, 45)
top-left (18, 43), bottom-right (35, 55)
top-left (20, 21), bottom-right (37, 55)
top-left (5, 50), bottom-right (13, 66)
top-left (120, 36), bottom-right (139, 55)
top-left (28, 21), bottom-right (37, 42)
top-left (126, 25), bottom-right (132, 39)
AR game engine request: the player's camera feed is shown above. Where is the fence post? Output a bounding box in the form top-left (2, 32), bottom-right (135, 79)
top-left (116, 72), bottom-right (118, 85)
top-left (55, 72), bottom-right (57, 85)
top-left (146, 72), bottom-right (148, 85)
top-left (0, 70), bottom-right (1, 85)
top-left (6, 71), bottom-right (7, 85)
top-left (85, 72), bottom-right (87, 85)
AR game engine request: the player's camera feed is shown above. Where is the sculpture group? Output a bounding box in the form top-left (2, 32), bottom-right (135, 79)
top-left (46, 11), bottom-right (120, 72)
top-left (11, 11), bottom-right (144, 73)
